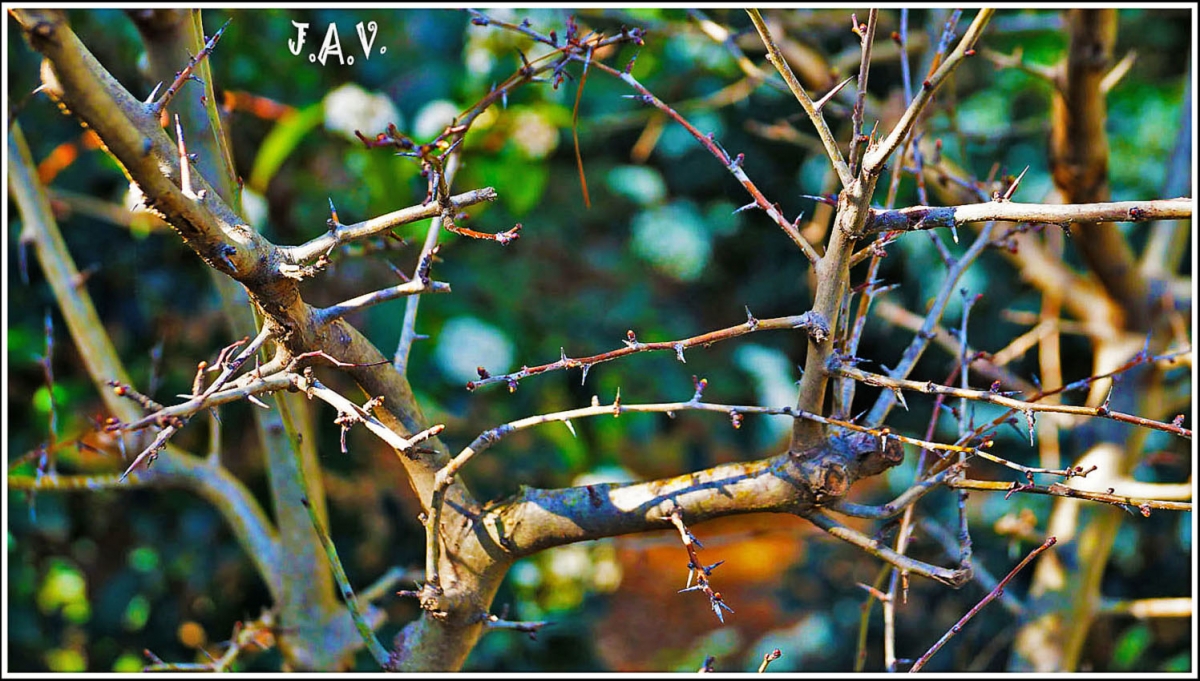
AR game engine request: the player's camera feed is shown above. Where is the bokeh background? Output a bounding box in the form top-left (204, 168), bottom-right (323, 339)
top-left (6, 7), bottom-right (1193, 672)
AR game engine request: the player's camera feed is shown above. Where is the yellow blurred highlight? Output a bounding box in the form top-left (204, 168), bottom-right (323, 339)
top-left (178, 620), bottom-right (208, 649)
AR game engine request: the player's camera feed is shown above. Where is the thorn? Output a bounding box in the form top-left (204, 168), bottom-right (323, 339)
top-left (328, 197), bottom-right (340, 225)
top-left (1001, 166), bottom-right (1029, 201)
top-left (811, 76), bottom-right (859, 110)
top-left (145, 82), bottom-right (163, 104)
top-left (800, 193), bottom-right (838, 206)
top-left (744, 305), bottom-right (759, 330)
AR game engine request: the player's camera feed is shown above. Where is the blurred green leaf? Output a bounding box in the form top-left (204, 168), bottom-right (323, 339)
top-left (248, 102), bottom-right (326, 193)
top-left (470, 151), bottom-right (549, 217)
top-left (1111, 623), bottom-right (1151, 671)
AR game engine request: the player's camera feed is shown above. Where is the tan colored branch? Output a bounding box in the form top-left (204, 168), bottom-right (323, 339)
top-left (1097, 597), bottom-right (1192, 619)
top-left (8, 120), bottom-right (283, 597)
top-left (865, 9), bottom-right (995, 173)
top-left (867, 198), bottom-right (1192, 234)
top-left (284, 188), bottom-right (498, 264)
top-left (13, 9), bottom-right (266, 279)
top-left (1051, 9), bottom-right (1152, 331)
top-left (747, 8), bottom-right (853, 188)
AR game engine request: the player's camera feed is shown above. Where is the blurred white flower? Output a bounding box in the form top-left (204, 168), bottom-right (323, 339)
top-left (511, 109), bottom-right (559, 159)
top-left (413, 99), bottom-right (461, 140)
top-left (434, 316), bottom-right (515, 385)
top-left (631, 201), bottom-right (711, 281)
top-left (606, 165), bottom-right (666, 206)
top-left (548, 544), bottom-right (591, 581)
top-left (572, 464), bottom-right (638, 487)
top-left (323, 83), bottom-right (401, 142)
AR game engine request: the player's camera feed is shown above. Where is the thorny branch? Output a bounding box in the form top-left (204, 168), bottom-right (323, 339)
top-left (11, 7), bottom-right (1193, 673)
top-left (867, 198), bottom-right (1193, 234)
top-left (586, 57), bottom-right (822, 264)
top-left (834, 359), bottom-right (1192, 440)
top-left (908, 536), bottom-right (1058, 672)
top-left (466, 310), bottom-right (828, 391)
top-left (747, 9), bottom-right (853, 188)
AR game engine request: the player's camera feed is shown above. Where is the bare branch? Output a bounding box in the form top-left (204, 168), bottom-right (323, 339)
top-left (847, 10), bottom-right (879, 177)
top-left (867, 198), bottom-right (1193, 234)
top-left (865, 9), bottom-right (995, 173)
top-left (838, 361), bottom-right (1192, 440)
top-left (948, 478), bottom-right (1191, 513)
top-left (588, 58), bottom-right (821, 264)
top-left (283, 188), bottom-right (498, 264)
top-left (909, 536), bottom-right (1057, 672)
top-left (467, 311), bottom-right (826, 391)
top-left (805, 510), bottom-right (971, 588)
top-left (747, 9), bottom-right (853, 188)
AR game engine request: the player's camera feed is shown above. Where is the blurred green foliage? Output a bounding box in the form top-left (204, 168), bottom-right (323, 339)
top-left (6, 7), bottom-right (1191, 672)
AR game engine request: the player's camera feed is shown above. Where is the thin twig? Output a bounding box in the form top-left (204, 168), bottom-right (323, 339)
top-left (394, 153), bottom-right (460, 375)
top-left (149, 18), bottom-right (230, 115)
top-left (805, 510), bottom-right (971, 588)
top-left (865, 9), bottom-right (995, 173)
top-left (588, 58), bottom-right (821, 264)
top-left (747, 9), bottom-right (853, 188)
top-left (298, 496), bottom-right (390, 669)
top-left (908, 536), bottom-right (1057, 672)
top-left (848, 10), bottom-right (878, 177)
top-left (948, 478), bottom-right (1191, 513)
top-left (467, 311), bottom-right (826, 391)
top-left (283, 188), bottom-right (497, 264)
top-left (867, 197), bottom-right (1193, 234)
top-left (865, 222), bottom-right (996, 427)
top-left (312, 278), bottom-right (450, 326)
top-left (839, 362), bottom-right (1192, 440)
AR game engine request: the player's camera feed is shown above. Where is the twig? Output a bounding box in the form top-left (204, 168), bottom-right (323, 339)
top-left (758, 648), bottom-right (783, 673)
top-left (467, 311), bottom-right (827, 391)
top-left (359, 566), bottom-right (423, 605)
top-left (150, 18), bottom-right (230, 115)
top-left (293, 372), bottom-right (445, 454)
top-left (687, 9), bottom-right (785, 95)
top-left (298, 494), bottom-right (389, 669)
top-left (479, 611), bottom-right (551, 638)
top-left (588, 58), bottom-right (821, 264)
top-left (841, 361), bottom-right (1191, 441)
top-left (312, 277), bottom-right (450, 325)
top-left (920, 517), bottom-right (1023, 616)
top-left (746, 9), bottom-right (853, 188)
top-left (395, 153), bottom-right (461, 375)
top-left (867, 197), bottom-right (1193, 234)
top-left (866, 9), bottom-right (993, 173)
top-left (908, 536), bottom-right (1057, 672)
top-left (828, 465), bottom-right (962, 519)
top-left (865, 222), bottom-right (997, 427)
top-left (847, 10), bottom-right (878, 177)
top-left (1096, 597), bottom-right (1192, 619)
top-left (873, 299), bottom-right (1036, 394)
top-left (805, 510), bottom-right (971, 587)
top-left (670, 508), bottom-right (733, 623)
top-left (855, 566), bottom-right (891, 671)
top-left (948, 478), bottom-right (1191, 513)
top-left (283, 188), bottom-right (497, 264)
top-left (981, 46), bottom-right (1058, 85)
